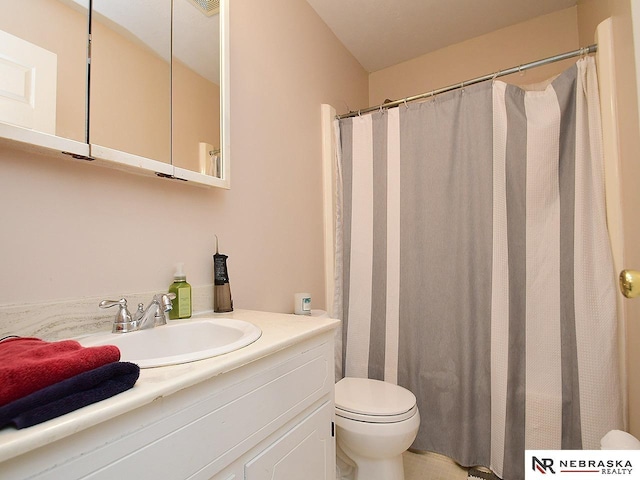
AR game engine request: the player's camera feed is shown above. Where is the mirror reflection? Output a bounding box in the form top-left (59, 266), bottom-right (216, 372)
top-left (0, 0), bottom-right (88, 143)
top-left (172, 0), bottom-right (221, 177)
top-left (90, 0), bottom-right (221, 174)
top-left (90, 0), bottom-right (172, 164)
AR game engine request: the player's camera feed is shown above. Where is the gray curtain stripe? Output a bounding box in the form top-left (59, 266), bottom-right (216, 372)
top-left (398, 83), bottom-right (493, 466)
top-left (369, 112), bottom-right (388, 381)
top-left (552, 66), bottom-right (583, 449)
top-left (340, 119), bottom-right (353, 377)
top-left (503, 84), bottom-right (527, 480)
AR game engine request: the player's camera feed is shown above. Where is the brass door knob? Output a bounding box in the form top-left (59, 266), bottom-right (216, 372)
top-left (620, 270), bottom-right (640, 298)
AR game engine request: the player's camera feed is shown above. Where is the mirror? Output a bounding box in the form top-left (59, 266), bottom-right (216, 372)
top-left (90, 0), bottom-right (226, 182)
top-left (90, 0), bottom-right (172, 165)
top-left (0, 0), bottom-right (89, 143)
top-left (172, 0), bottom-right (222, 178)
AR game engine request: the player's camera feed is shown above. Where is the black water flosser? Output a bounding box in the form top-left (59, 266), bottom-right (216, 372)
top-left (213, 235), bottom-right (233, 312)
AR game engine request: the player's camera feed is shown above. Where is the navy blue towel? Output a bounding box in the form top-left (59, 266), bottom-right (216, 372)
top-left (0, 361), bottom-right (140, 429)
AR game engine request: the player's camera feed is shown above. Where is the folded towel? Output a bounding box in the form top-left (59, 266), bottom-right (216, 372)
top-left (0, 337), bottom-right (121, 407)
top-left (0, 361), bottom-right (140, 429)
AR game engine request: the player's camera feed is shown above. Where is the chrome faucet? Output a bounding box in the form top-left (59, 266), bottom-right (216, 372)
top-left (133, 293), bottom-right (176, 330)
top-left (99, 293), bottom-right (176, 333)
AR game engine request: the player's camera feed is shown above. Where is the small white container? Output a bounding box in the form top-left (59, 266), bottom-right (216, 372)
top-left (294, 293), bottom-right (312, 315)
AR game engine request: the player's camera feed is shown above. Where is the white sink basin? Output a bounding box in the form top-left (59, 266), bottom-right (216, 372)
top-left (79, 317), bottom-right (262, 368)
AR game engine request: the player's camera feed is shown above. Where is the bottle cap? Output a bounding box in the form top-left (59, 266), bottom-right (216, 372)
top-left (174, 262), bottom-right (186, 281)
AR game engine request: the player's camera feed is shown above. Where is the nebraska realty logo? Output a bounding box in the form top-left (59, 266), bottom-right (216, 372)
top-left (526, 451), bottom-right (640, 479)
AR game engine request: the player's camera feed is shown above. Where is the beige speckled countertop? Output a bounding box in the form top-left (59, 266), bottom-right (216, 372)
top-left (0, 309), bottom-right (340, 464)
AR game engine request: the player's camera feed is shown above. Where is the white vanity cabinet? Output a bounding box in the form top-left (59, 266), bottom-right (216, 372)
top-left (218, 401), bottom-right (333, 480)
top-left (0, 321), bottom-right (337, 480)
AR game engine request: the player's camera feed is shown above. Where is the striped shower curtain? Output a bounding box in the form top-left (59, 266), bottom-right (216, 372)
top-left (334, 57), bottom-right (622, 479)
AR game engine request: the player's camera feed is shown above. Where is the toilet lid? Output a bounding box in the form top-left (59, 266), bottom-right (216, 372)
top-left (335, 377), bottom-right (417, 423)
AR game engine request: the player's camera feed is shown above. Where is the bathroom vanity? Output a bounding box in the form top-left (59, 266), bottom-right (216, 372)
top-left (0, 310), bottom-right (339, 479)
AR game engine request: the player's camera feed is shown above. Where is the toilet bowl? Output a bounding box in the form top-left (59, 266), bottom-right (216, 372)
top-left (335, 377), bottom-right (420, 480)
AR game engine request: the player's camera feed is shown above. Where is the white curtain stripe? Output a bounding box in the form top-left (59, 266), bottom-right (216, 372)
top-left (574, 57), bottom-right (623, 447)
top-left (490, 80), bottom-right (510, 477)
top-left (345, 115), bottom-right (374, 378)
top-left (524, 87), bottom-right (563, 450)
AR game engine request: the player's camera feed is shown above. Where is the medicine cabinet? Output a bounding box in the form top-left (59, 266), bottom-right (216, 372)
top-left (0, 0), bottom-right (230, 189)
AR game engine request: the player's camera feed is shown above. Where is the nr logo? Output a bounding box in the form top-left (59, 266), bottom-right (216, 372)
top-left (532, 457), bottom-right (556, 474)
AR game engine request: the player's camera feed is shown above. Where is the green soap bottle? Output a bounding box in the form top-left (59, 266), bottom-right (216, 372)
top-left (169, 262), bottom-right (192, 319)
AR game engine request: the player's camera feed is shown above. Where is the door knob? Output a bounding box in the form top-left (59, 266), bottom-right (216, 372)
top-left (619, 270), bottom-right (640, 298)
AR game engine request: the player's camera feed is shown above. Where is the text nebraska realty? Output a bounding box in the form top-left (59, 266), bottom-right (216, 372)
top-left (553, 459), bottom-right (632, 475)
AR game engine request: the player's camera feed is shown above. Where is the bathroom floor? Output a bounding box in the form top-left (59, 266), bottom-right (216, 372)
top-left (339, 449), bottom-right (498, 479)
top-left (403, 451), bottom-right (468, 479)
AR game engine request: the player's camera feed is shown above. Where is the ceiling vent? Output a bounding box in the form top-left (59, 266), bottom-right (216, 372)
top-left (186, 0), bottom-right (219, 16)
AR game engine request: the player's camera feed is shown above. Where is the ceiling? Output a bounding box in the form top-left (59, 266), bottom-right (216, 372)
top-left (305, 0), bottom-right (577, 72)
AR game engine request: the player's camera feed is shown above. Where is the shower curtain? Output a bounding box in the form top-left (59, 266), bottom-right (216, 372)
top-left (334, 57), bottom-right (622, 480)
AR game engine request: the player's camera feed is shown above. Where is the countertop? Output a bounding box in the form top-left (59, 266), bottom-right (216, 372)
top-left (0, 309), bottom-right (340, 464)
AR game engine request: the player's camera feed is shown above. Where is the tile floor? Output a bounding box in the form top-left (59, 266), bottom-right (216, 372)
top-left (403, 450), bottom-right (469, 480)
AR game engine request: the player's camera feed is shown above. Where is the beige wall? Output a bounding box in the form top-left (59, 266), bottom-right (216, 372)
top-left (577, 0), bottom-right (640, 438)
top-left (0, 0), bottom-right (368, 314)
top-left (369, 7), bottom-right (580, 107)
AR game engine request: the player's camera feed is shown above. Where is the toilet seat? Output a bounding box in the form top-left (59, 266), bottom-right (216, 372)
top-left (335, 377), bottom-right (417, 424)
top-left (336, 403), bottom-right (418, 423)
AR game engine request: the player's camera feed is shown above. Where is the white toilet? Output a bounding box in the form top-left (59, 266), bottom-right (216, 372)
top-left (334, 377), bottom-right (420, 480)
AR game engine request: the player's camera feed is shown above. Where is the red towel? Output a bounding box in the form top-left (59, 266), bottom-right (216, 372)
top-left (0, 337), bottom-right (120, 407)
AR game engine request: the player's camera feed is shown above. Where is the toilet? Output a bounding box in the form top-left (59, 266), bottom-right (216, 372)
top-left (334, 377), bottom-right (420, 480)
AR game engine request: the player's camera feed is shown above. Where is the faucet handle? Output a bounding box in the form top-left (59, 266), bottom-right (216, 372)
top-left (132, 303), bottom-right (145, 322)
top-left (99, 298), bottom-right (135, 332)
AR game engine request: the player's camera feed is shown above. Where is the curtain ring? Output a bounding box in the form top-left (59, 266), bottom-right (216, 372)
top-left (492, 71), bottom-right (500, 84)
top-left (518, 65), bottom-right (524, 76)
top-left (460, 81), bottom-right (465, 95)
top-left (358, 110), bottom-right (362, 117)
top-left (379, 105), bottom-right (384, 114)
top-left (403, 99), bottom-right (408, 109)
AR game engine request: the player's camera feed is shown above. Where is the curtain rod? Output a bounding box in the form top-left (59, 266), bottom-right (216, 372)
top-left (337, 44), bottom-right (598, 120)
